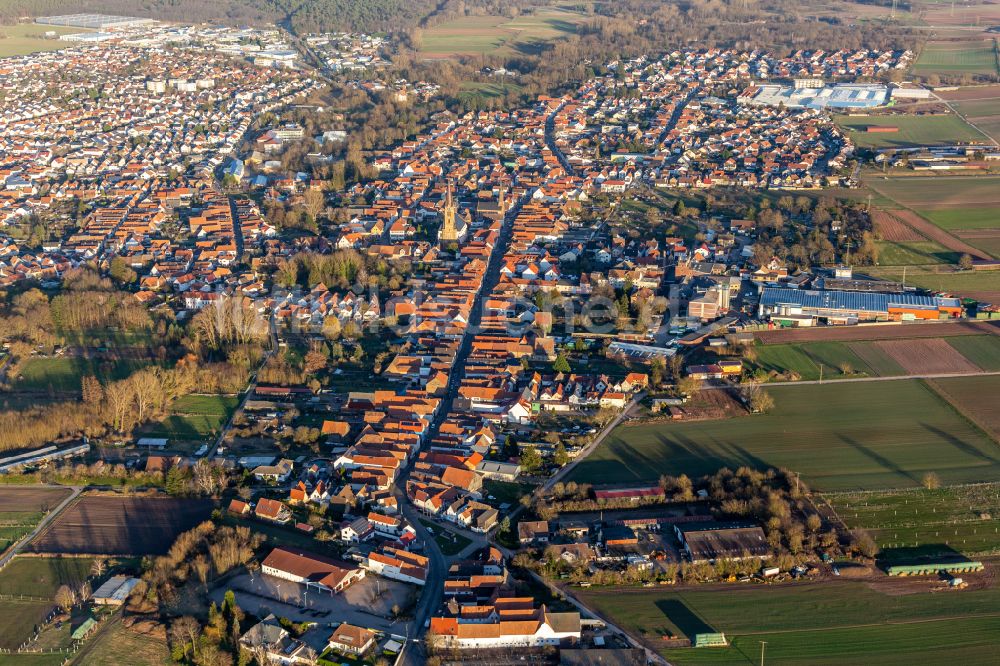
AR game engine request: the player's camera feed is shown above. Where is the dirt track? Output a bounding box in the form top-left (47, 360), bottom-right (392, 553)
top-left (755, 320), bottom-right (999, 344)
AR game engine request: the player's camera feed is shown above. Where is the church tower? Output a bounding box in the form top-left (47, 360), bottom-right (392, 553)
top-left (440, 181), bottom-right (458, 243)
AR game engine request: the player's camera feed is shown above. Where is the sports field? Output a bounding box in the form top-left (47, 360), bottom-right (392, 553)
top-left (143, 394), bottom-right (239, 442)
top-left (578, 581), bottom-right (1000, 665)
top-left (420, 6), bottom-right (586, 57)
top-left (567, 380), bottom-right (1000, 491)
top-left (912, 40), bottom-right (999, 76)
top-left (827, 483), bottom-right (1000, 557)
top-left (835, 114), bottom-right (988, 148)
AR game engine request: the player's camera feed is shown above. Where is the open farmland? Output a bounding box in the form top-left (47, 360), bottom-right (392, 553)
top-left (753, 320), bottom-right (997, 344)
top-left (12, 356), bottom-right (151, 394)
top-left (0, 556), bottom-right (93, 598)
top-left (567, 380), bottom-right (1000, 491)
top-left (753, 341), bottom-right (884, 380)
top-left (945, 335), bottom-right (1000, 371)
top-left (0, 600), bottom-right (57, 650)
top-left (834, 114), bottom-right (988, 148)
top-left (874, 239), bottom-right (958, 265)
top-left (869, 265), bottom-right (1000, 302)
top-left (827, 483), bottom-right (1000, 558)
top-left (913, 40), bottom-right (999, 77)
top-left (871, 210), bottom-right (925, 242)
top-left (942, 85), bottom-right (1000, 144)
top-left (419, 6), bottom-right (586, 58)
top-left (869, 176), bottom-right (1000, 209)
top-left (28, 495), bottom-right (214, 555)
top-left (578, 580), bottom-right (1000, 665)
top-left (0, 24), bottom-right (87, 58)
top-left (67, 617), bottom-right (171, 666)
top-left (0, 487), bottom-right (72, 553)
top-left (872, 338), bottom-right (982, 374)
top-left (928, 374), bottom-right (1000, 439)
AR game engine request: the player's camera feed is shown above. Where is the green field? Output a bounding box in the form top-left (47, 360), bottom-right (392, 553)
top-left (835, 114), bottom-right (988, 148)
top-left (0, 600), bottom-right (57, 650)
top-left (420, 6), bottom-right (585, 57)
top-left (0, 24), bottom-right (86, 58)
top-left (69, 618), bottom-right (172, 666)
top-left (923, 208), bottom-right (1000, 231)
top-left (0, 653), bottom-right (67, 666)
top-left (868, 176), bottom-right (1000, 209)
top-left (753, 341), bottom-right (883, 380)
top-left (946, 335), bottom-right (1000, 370)
top-left (143, 394), bottom-right (239, 442)
top-left (13, 357), bottom-right (150, 393)
top-left (827, 483), bottom-right (1000, 558)
top-left (579, 581), bottom-right (1000, 665)
top-left (929, 375), bottom-right (1000, 439)
top-left (874, 240), bottom-right (959, 265)
top-left (567, 380), bottom-right (1000, 491)
top-left (0, 511), bottom-right (44, 552)
top-left (0, 556), bottom-right (94, 597)
top-left (458, 81), bottom-right (525, 103)
top-left (870, 265), bottom-right (1000, 298)
top-left (913, 40), bottom-right (999, 76)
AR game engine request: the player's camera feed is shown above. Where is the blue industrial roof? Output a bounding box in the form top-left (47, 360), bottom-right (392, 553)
top-left (760, 287), bottom-right (959, 313)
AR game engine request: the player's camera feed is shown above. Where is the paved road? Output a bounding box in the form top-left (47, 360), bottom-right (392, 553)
top-left (0, 485), bottom-right (81, 570)
top-left (396, 188), bottom-right (523, 664)
top-left (544, 101), bottom-right (574, 175)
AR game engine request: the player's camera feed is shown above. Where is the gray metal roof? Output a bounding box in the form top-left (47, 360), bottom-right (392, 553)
top-left (761, 287), bottom-right (958, 313)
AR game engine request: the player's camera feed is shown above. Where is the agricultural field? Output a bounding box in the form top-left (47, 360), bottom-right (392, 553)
top-left (11, 356), bottom-right (150, 393)
top-left (873, 338), bottom-right (981, 374)
top-left (141, 394), bottom-right (239, 443)
top-left (753, 320), bottom-right (997, 344)
top-left (869, 176), bottom-right (1000, 210)
top-left (944, 335), bottom-right (1000, 371)
top-left (0, 23), bottom-right (85, 58)
top-left (578, 580), bottom-right (1000, 665)
top-left (874, 240), bottom-right (958, 265)
top-left (752, 341), bottom-right (884, 380)
top-left (457, 81), bottom-right (525, 104)
top-left (567, 380), bottom-right (1000, 491)
top-left (419, 6), bottom-right (586, 57)
top-left (68, 618), bottom-right (171, 666)
top-left (943, 85), bottom-right (1000, 144)
top-left (869, 265), bottom-right (1000, 302)
top-left (834, 114), bottom-right (988, 148)
top-left (0, 599), bottom-right (56, 650)
top-left (28, 495), bottom-right (214, 556)
top-left (912, 40), bottom-right (999, 77)
top-left (0, 556), bottom-right (93, 598)
top-left (928, 374), bottom-right (1000, 439)
top-left (0, 488), bottom-right (72, 553)
top-left (826, 483), bottom-right (1000, 558)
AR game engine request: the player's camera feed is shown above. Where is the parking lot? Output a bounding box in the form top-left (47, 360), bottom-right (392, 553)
top-left (215, 572), bottom-right (416, 633)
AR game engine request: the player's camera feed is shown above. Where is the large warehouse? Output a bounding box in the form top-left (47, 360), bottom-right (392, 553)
top-left (759, 287), bottom-right (962, 325)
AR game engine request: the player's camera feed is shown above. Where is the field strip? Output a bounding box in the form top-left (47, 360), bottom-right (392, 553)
top-left (926, 378), bottom-right (1000, 440)
top-left (729, 611), bottom-right (1000, 637)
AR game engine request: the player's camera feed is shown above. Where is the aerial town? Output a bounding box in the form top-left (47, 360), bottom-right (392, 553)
top-left (0, 2), bottom-right (999, 666)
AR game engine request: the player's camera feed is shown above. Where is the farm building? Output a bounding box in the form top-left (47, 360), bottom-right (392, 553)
top-left (675, 521), bottom-right (771, 563)
top-left (593, 485), bottom-right (664, 501)
top-left (261, 546), bottom-right (365, 594)
top-left (91, 576), bottom-right (140, 605)
top-left (759, 287), bottom-right (962, 325)
top-left (886, 561), bottom-right (983, 576)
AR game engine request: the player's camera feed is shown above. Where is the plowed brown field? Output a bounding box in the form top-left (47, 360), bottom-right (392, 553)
top-left (755, 320), bottom-right (998, 344)
top-left (28, 495), bottom-right (214, 555)
top-left (873, 338), bottom-right (982, 375)
top-left (872, 210), bottom-right (925, 242)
